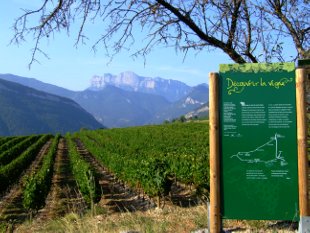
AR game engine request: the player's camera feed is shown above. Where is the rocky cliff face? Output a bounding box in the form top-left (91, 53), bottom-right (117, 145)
top-left (89, 71), bottom-right (191, 102)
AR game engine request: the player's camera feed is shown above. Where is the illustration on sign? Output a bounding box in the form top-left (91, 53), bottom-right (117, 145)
top-left (230, 133), bottom-right (288, 167)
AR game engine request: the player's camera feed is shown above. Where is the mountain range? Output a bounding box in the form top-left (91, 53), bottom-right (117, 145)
top-left (0, 71), bottom-right (209, 131)
top-left (0, 78), bottom-right (102, 136)
top-left (89, 72), bottom-right (191, 102)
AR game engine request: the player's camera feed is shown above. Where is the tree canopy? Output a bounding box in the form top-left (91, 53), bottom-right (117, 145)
top-left (11, 0), bottom-right (309, 66)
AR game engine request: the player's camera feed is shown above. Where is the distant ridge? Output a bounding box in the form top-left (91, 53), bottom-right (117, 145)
top-left (0, 72), bottom-right (209, 128)
top-left (0, 73), bottom-right (75, 99)
top-left (89, 71), bottom-right (191, 102)
top-left (0, 78), bottom-right (103, 136)
top-left (73, 85), bottom-right (170, 128)
top-left (152, 84), bottom-right (209, 123)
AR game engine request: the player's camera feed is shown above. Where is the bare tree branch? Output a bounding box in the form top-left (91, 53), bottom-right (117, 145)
top-left (9, 0), bottom-right (310, 68)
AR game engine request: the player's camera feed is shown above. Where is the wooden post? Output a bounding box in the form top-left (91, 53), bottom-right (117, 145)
top-left (209, 72), bottom-right (221, 233)
top-left (296, 68), bottom-right (310, 217)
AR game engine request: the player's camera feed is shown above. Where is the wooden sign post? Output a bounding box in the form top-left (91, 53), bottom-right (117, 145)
top-left (209, 72), bottom-right (221, 233)
top-left (296, 67), bottom-right (310, 232)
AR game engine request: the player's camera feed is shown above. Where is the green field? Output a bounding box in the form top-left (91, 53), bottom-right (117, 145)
top-left (76, 122), bottom-right (209, 198)
top-left (0, 122), bottom-right (211, 232)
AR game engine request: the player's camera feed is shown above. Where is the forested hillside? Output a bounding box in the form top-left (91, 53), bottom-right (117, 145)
top-left (0, 79), bottom-right (102, 136)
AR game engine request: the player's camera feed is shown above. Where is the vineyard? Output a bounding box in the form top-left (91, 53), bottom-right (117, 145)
top-left (0, 122), bottom-right (210, 232)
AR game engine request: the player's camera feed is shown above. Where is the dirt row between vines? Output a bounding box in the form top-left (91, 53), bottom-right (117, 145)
top-left (32, 138), bottom-right (86, 223)
top-left (74, 138), bottom-right (202, 210)
top-left (0, 138), bottom-right (87, 233)
top-left (1, 137), bottom-right (204, 232)
top-left (74, 138), bottom-right (155, 212)
top-left (0, 139), bottom-right (52, 226)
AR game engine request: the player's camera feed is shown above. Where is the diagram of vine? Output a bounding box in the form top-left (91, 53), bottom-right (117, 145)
top-left (230, 133), bottom-right (288, 167)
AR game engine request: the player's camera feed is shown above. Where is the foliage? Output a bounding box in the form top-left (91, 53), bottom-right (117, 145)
top-left (0, 134), bottom-right (52, 193)
top-left (0, 135), bottom-right (41, 166)
top-left (0, 123), bottom-right (209, 211)
top-left (0, 136), bottom-right (27, 153)
top-left (10, 0), bottom-right (309, 66)
top-left (78, 122), bottom-right (209, 198)
top-left (66, 134), bottom-right (101, 205)
top-left (0, 136), bottom-right (19, 145)
top-left (23, 134), bottom-right (60, 210)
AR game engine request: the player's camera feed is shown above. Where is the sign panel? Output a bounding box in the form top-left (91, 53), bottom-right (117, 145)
top-left (219, 63), bottom-right (299, 220)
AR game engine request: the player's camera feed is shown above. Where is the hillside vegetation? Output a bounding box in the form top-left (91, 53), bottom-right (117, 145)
top-left (0, 78), bottom-right (102, 136)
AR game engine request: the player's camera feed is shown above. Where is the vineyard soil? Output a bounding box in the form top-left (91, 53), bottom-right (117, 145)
top-left (74, 138), bottom-right (155, 212)
top-left (32, 138), bottom-right (86, 223)
top-left (0, 139), bottom-right (52, 224)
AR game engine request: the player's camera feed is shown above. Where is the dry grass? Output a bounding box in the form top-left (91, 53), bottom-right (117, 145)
top-left (223, 219), bottom-right (298, 233)
top-left (14, 205), bottom-right (209, 233)
top-left (12, 204), bottom-right (300, 233)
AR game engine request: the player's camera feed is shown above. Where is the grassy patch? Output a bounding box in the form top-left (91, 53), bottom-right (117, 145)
top-left (0, 223), bottom-right (8, 233)
top-left (223, 219), bottom-right (298, 233)
top-left (15, 205), bottom-right (209, 233)
top-left (13, 205), bottom-right (299, 233)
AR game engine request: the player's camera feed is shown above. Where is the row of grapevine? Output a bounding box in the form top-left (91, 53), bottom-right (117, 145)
top-left (0, 136), bottom-right (18, 146)
top-left (77, 122), bottom-right (210, 198)
top-left (66, 134), bottom-right (101, 205)
top-left (0, 135), bottom-right (41, 166)
top-left (0, 122), bottom-right (209, 213)
top-left (80, 136), bottom-right (173, 197)
top-left (0, 136), bottom-right (27, 153)
top-left (0, 134), bottom-right (52, 193)
top-left (23, 134), bottom-right (60, 210)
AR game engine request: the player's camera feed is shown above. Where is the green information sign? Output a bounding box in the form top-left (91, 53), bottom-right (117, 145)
top-left (219, 63), bottom-right (299, 220)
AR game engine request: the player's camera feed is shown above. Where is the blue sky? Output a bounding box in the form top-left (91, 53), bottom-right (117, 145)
top-left (0, 1), bottom-right (234, 91)
top-left (0, 1), bottom-right (301, 91)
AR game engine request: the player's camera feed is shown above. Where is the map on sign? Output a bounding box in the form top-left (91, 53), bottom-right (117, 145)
top-left (230, 133), bottom-right (288, 167)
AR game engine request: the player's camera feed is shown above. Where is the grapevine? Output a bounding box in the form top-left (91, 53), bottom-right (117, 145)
top-left (66, 134), bottom-right (101, 205)
top-left (78, 122), bottom-right (210, 199)
top-left (0, 134), bottom-right (52, 193)
top-left (23, 134), bottom-right (60, 210)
